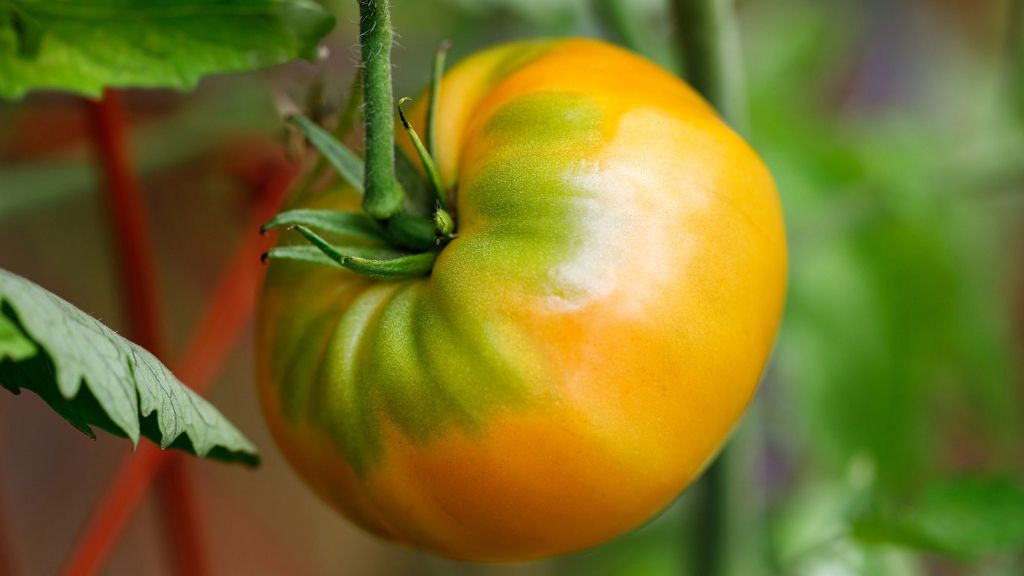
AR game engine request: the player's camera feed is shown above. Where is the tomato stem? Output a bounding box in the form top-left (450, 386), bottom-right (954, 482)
top-left (358, 0), bottom-right (406, 220)
top-left (268, 1), bottom-right (448, 272)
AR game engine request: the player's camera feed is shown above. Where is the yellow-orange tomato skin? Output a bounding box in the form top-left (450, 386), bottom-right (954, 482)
top-left (258, 38), bottom-right (787, 561)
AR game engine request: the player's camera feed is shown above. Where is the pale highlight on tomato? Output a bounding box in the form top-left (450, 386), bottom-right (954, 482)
top-left (258, 38), bottom-right (786, 561)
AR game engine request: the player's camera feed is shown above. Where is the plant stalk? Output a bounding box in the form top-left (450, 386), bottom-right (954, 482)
top-left (672, 0), bottom-right (747, 131)
top-left (1011, 0), bottom-right (1023, 122)
top-left (672, 2), bottom-right (746, 576)
top-left (62, 125), bottom-right (298, 576)
top-left (89, 90), bottom-right (164, 356)
top-left (0, 472), bottom-right (16, 576)
top-left (82, 89), bottom-right (209, 576)
top-left (157, 463), bottom-right (207, 576)
top-left (694, 458), bottom-right (727, 576)
top-left (358, 0), bottom-right (405, 220)
top-left (593, 0), bottom-right (643, 55)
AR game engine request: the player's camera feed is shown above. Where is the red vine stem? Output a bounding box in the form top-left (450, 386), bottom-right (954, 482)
top-left (88, 90), bottom-right (165, 353)
top-left (60, 123), bottom-right (296, 575)
top-left (157, 462), bottom-right (207, 576)
top-left (71, 88), bottom-right (207, 576)
top-left (0, 471), bottom-right (16, 576)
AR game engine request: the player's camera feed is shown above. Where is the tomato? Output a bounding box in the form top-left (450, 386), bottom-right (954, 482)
top-left (258, 37), bottom-right (786, 561)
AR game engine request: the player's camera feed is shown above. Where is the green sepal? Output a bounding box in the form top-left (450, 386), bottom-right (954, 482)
top-left (427, 40), bottom-right (451, 158)
top-left (263, 245), bottom-right (401, 267)
top-left (342, 252), bottom-right (437, 280)
top-left (287, 113), bottom-right (365, 194)
top-left (261, 209), bottom-right (385, 242)
top-left (398, 97), bottom-right (448, 211)
top-left (287, 225), bottom-right (436, 280)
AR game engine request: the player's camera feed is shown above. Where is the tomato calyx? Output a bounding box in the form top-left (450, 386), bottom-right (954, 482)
top-left (261, 113), bottom-right (455, 279)
top-left (262, 2), bottom-right (455, 281)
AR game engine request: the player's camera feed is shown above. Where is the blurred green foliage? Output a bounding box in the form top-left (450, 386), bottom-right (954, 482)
top-left (566, 0), bottom-right (1023, 574)
top-left (854, 476), bottom-right (1024, 559)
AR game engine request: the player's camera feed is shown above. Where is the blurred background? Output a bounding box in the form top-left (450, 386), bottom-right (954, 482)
top-left (1, 0), bottom-right (1022, 574)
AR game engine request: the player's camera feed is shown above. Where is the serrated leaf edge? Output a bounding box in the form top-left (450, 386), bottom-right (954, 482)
top-left (0, 269), bottom-right (258, 464)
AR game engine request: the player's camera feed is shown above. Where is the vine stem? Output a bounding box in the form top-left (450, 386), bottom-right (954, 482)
top-left (672, 2), bottom-right (746, 576)
top-left (156, 464), bottom-right (206, 576)
top-left (63, 97), bottom-right (297, 575)
top-left (0, 471), bottom-right (15, 576)
top-left (694, 458), bottom-right (727, 576)
top-left (82, 89), bottom-right (208, 576)
top-left (593, 0), bottom-right (643, 54)
top-left (358, 0), bottom-right (405, 220)
top-left (672, 0), bottom-right (747, 130)
top-left (88, 90), bottom-right (164, 354)
top-left (1011, 0), bottom-right (1023, 121)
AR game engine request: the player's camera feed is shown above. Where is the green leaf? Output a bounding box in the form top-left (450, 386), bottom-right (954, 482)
top-left (0, 0), bottom-right (336, 100)
top-left (0, 269), bottom-right (258, 465)
top-left (0, 309), bottom-right (36, 361)
top-left (853, 476), bottom-right (1024, 559)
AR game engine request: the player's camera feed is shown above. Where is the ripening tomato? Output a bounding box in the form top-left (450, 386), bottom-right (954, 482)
top-left (258, 37), bottom-right (786, 562)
